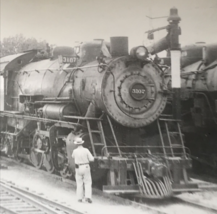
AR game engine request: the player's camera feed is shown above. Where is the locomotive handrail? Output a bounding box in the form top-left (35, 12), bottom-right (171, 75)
top-left (106, 152), bottom-right (191, 159)
top-left (201, 61), bottom-right (217, 72)
top-left (0, 111), bottom-right (85, 127)
top-left (181, 61), bottom-right (217, 77)
top-left (0, 131), bottom-right (19, 136)
top-left (13, 64), bottom-right (106, 73)
top-left (100, 145), bottom-right (191, 158)
top-left (63, 64), bottom-right (108, 71)
top-left (43, 97), bottom-right (71, 100)
top-left (100, 145), bottom-right (191, 149)
top-left (34, 101), bottom-right (73, 104)
top-left (63, 115), bottom-right (103, 120)
top-left (106, 115), bottom-right (122, 156)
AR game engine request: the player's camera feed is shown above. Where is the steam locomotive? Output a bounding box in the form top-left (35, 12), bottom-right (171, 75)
top-left (178, 43), bottom-right (217, 171)
top-left (0, 13), bottom-right (198, 198)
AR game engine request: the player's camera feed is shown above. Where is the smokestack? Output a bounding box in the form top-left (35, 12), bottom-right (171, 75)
top-left (110, 37), bottom-right (128, 57)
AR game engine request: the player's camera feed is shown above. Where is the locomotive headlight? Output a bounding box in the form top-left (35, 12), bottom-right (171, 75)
top-left (130, 46), bottom-right (149, 60)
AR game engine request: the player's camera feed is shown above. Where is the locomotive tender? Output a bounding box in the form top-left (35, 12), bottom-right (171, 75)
top-left (0, 11), bottom-right (197, 199)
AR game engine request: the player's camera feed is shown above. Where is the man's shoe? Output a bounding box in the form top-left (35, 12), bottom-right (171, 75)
top-left (86, 198), bottom-right (92, 203)
top-left (78, 199), bottom-right (82, 202)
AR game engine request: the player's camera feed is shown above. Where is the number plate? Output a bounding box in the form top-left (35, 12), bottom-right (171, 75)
top-left (58, 55), bottom-right (77, 64)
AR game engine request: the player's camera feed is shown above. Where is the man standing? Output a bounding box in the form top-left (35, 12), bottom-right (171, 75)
top-left (72, 137), bottom-right (94, 203)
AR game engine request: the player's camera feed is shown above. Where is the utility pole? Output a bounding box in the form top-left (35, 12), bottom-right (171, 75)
top-left (168, 7), bottom-right (181, 119)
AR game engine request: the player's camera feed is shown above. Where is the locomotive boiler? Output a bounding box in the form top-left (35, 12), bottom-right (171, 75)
top-left (0, 10), bottom-right (197, 198)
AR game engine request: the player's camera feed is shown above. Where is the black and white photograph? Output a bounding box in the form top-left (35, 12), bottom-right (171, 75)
top-left (0, 0), bottom-right (217, 213)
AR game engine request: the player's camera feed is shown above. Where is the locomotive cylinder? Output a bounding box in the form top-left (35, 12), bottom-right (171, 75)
top-left (42, 104), bottom-right (75, 120)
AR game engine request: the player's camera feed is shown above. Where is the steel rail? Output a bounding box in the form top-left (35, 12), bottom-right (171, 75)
top-left (172, 196), bottom-right (217, 213)
top-left (0, 182), bottom-right (59, 214)
top-left (0, 180), bottom-right (85, 214)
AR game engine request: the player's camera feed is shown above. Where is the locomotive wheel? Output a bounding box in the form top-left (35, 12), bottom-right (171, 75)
top-left (60, 165), bottom-right (73, 179)
top-left (0, 135), bottom-right (6, 154)
top-left (43, 153), bottom-right (55, 173)
top-left (29, 134), bottom-right (44, 169)
top-left (51, 136), bottom-right (72, 177)
top-left (0, 135), bottom-right (5, 150)
top-left (5, 138), bottom-right (13, 157)
top-left (43, 138), bottom-right (55, 173)
top-left (0, 135), bottom-right (14, 157)
top-left (14, 137), bottom-right (24, 163)
top-left (56, 148), bottom-right (73, 178)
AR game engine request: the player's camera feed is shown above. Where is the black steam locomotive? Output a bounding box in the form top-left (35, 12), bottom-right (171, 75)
top-left (0, 10), bottom-right (198, 198)
top-left (178, 43), bottom-right (217, 171)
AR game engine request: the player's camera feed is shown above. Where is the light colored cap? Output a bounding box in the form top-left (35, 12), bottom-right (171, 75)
top-left (74, 137), bottom-right (84, 145)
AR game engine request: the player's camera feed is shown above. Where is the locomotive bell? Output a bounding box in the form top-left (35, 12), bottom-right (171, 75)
top-left (110, 37), bottom-right (128, 57)
top-left (52, 46), bottom-right (74, 59)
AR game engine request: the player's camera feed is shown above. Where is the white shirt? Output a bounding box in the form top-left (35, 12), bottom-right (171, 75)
top-left (72, 146), bottom-right (94, 164)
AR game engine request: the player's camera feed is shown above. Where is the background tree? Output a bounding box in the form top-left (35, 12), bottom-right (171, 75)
top-left (0, 34), bottom-right (48, 57)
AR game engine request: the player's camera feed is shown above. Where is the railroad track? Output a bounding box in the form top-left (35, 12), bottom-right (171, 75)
top-left (1, 181), bottom-right (216, 214)
top-left (0, 180), bottom-right (84, 214)
top-left (172, 196), bottom-right (217, 213)
top-left (1, 156), bottom-right (217, 214)
top-left (131, 194), bottom-right (217, 214)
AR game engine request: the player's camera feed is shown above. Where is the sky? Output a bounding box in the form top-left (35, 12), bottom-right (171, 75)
top-left (0, 0), bottom-right (217, 49)
top-left (0, 0), bottom-right (217, 108)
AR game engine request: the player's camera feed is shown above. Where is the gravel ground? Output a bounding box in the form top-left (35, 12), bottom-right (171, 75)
top-left (1, 157), bottom-right (217, 214)
top-left (177, 178), bottom-right (217, 211)
top-left (180, 191), bottom-right (217, 210)
top-left (143, 203), bottom-right (213, 214)
top-left (0, 157), bottom-right (154, 214)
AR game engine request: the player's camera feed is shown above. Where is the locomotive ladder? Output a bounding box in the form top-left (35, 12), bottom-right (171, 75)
top-left (85, 118), bottom-right (108, 157)
top-left (85, 115), bottom-right (122, 157)
top-left (157, 117), bottom-right (187, 158)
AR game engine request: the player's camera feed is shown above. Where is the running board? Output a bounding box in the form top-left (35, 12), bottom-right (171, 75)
top-left (103, 183), bottom-right (203, 195)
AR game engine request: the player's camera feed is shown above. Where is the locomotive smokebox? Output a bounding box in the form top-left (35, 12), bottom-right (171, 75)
top-left (110, 37), bottom-right (128, 57)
